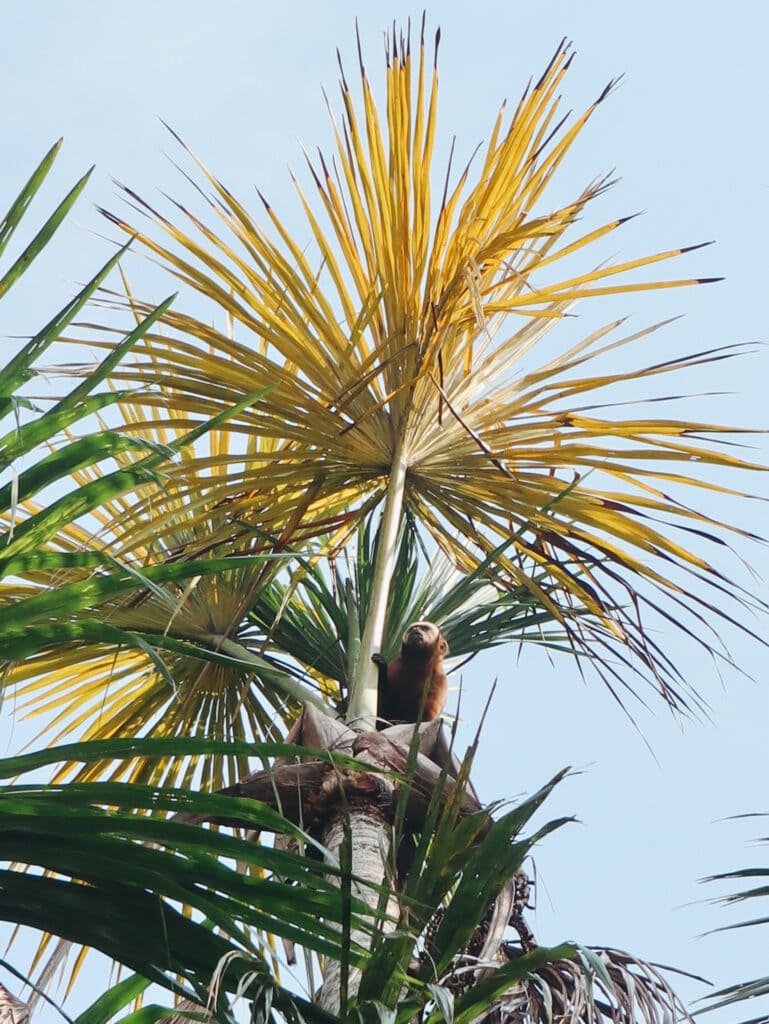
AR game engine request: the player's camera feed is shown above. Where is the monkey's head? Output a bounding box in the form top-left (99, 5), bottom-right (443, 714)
top-left (401, 621), bottom-right (449, 657)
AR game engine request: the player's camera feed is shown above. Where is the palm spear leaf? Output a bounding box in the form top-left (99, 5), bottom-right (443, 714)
top-left (84, 25), bottom-right (764, 716)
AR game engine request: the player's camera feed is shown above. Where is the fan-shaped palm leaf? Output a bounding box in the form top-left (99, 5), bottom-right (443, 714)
top-left (83, 26), bottom-right (765, 726)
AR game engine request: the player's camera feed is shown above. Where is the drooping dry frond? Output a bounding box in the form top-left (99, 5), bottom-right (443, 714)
top-left (503, 946), bottom-right (697, 1024)
top-left (61, 26), bottom-right (769, 710)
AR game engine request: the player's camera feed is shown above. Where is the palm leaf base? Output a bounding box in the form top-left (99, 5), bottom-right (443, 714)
top-left (173, 706), bottom-right (485, 841)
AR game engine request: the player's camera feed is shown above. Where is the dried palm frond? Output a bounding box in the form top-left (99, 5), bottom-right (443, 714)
top-left (511, 946), bottom-right (697, 1024)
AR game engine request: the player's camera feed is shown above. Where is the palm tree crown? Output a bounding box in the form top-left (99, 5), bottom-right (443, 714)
top-left (3, 23), bottom-right (765, 764)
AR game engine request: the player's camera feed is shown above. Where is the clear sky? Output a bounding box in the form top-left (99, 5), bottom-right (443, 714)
top-left (2, 2), bottom-right (768, 1021)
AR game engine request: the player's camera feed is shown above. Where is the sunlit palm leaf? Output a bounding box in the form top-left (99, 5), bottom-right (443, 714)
top-left (86, 27), bottom-right (765, 710)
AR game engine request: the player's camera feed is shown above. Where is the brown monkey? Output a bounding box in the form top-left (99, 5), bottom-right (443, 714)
top-left (373, 621), bottom-right (449, 727)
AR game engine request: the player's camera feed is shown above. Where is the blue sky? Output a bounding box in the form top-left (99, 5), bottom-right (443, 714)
top-left (2, 2), bottom-right (768, 1021)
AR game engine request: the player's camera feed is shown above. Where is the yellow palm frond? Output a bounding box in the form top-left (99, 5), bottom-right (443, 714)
top-left (68, 26), bottom-right (764, 711)
top-left (0, 410), bottom-right (334, 787)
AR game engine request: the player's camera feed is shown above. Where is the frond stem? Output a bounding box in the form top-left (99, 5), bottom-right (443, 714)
top-left (347, 433), bottom-right (409, 729)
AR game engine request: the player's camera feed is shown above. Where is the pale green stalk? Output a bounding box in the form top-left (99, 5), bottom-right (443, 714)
top-left (346, 435), bottom-right (409, 729)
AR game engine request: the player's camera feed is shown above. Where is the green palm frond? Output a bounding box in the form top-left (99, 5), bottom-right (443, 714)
top-left (0, 737), bottom-right (363, 1023)
top-left (0, 146), bottom-right (307, 788)
top-left (0, 139), bottom-right (89, 299)
top-left (1, 492), bottom-right (319, 789)
top-left (699, 815), bottom-right (769, 1023)
top-left (2, 733), bottom-right (570, 1024)
top-left (0, 733), bottom-right (698, 1024)
top-left (81, 26), bottom-right (764, 715)
top-left (0, 146), bottom-right (189, 735)
top-left (0, 144), bottom-right (175, 551)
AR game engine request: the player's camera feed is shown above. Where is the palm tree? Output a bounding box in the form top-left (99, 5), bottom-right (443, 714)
top-left (1, 21), bottom-right (765, 1023)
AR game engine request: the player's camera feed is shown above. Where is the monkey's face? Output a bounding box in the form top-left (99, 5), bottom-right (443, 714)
top-left (401, 621), bottom-right (448, 656)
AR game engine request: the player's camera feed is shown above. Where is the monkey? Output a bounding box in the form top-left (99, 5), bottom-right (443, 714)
top-left (373, 621), bottom-right (449, 728)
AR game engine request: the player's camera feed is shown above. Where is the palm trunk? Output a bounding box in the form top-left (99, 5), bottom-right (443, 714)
top-left (317, 804), bottom-right (398, 1014)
